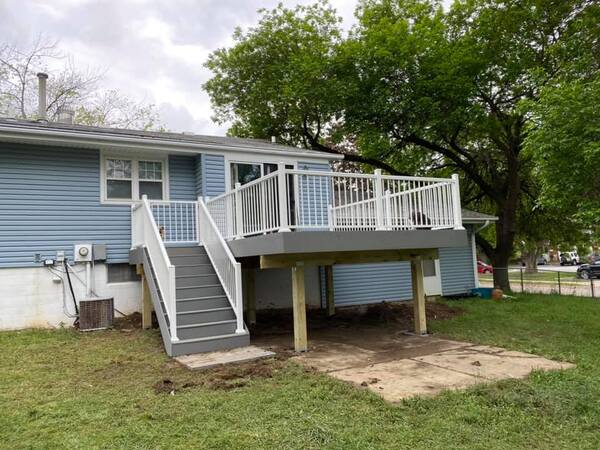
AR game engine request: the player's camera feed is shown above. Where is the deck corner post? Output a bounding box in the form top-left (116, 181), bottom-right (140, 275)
top-left (291, 262), bottom-right (308, 352)
top-left (411, 256), bottom-right (427, 335)
top-left (451, 174), bottom-right (465, 230)
top-left (277, 162), bottom-right (291, 233)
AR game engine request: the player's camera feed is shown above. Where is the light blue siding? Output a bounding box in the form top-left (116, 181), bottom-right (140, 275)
top-left (321, 239), bottom-right (477, 306)
top-left (195, 154), bottom-right (203, 197)
top-left (439, 241), bottom-right (476, 296)
top-left (323, 262), bottom-right (413, 306)
top-left (168, 155), bottom-right (197, 200)
top-left (202, 154), bottom-right (226, 197)
top-left (0, 144), bottom-right (131, 267)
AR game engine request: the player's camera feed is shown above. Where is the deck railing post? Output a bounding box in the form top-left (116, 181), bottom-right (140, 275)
top-left (277, 163), bottom-right (291, 232)
top-left (234, 182), bottom-right (243, 239)
top-left (384, 190), bottom-right (392, 230)
top-left (374, 169), bottom-right (385, 230)
top-left (235, 263), bottom-right (245, 333)
top-left (451, 174), bottom-right (465, 230)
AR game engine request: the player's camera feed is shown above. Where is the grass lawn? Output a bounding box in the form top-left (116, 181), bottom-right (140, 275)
top-left (2, 294), bottom-right (600, 449)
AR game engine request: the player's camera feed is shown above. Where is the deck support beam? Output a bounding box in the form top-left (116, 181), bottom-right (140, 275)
top-left (411, 257), bottom-right (427, 335)
top-left (244, 268), bottom-right (257, 325)
top-left (291, 263), bottom-right (308, 352)
top-left (325, 265), bottom-right (335, 316)
top-left (137, 265), bottom-right (153, 329)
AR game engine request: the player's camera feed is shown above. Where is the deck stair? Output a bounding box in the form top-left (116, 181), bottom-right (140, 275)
top-left (147, 245), bottom-right (249, 356)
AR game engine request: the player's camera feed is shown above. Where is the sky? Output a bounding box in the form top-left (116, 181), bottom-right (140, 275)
top-left (0, 0), bottom-right (359, 135)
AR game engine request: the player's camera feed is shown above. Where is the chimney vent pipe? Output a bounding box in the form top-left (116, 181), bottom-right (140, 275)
top-left (271, 136), bottom-right (277, 144)
top-left (37, 72), bottom-right (48, 121)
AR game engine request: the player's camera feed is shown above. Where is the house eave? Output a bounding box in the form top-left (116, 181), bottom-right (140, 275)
top-left (0, 123), bottom-right (343, 161)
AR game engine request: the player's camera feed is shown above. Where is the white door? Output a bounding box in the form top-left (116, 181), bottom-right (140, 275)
top-left (422, 259), bottom-right (442, 296)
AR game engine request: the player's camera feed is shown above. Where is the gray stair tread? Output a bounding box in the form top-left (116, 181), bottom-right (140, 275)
top-left (173, 331), bottom-right (249, 344)
top-left (177, 307), bottom-right (232, 315)
top-left (177, 284), bottom-right (221, 289)
top-left (177, 319), bottom-right (237, 329)
top-left (175, 263), bottom-right (213, 268)
top-left (177, 295), bottom-right (228, 301)
top-left (176, 274), bottom-right (216, 279)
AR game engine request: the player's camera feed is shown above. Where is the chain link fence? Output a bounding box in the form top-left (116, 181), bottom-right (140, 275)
top-left (479, 267), bottom-right (598, 298)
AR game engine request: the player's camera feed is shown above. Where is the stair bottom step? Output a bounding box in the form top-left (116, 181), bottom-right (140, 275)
top-left (170, 332), bottom-right (250, 356)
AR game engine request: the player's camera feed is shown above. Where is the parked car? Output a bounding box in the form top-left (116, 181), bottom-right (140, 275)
top-left (477, 261), bottom-right (493, 274)
top-left (537, 254), bottom-right (549, 265)
top-left (560, 251), bottom-right (580, 266)
top-left (577, 261), bottom-right (600, 279)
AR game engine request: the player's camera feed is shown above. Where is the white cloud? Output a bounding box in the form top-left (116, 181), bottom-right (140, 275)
top-left (0, 0), bottom-right (362, 134)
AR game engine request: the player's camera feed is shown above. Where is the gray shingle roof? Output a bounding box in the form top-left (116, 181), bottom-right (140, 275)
top-left (0, 117), bottom-right (336, 158)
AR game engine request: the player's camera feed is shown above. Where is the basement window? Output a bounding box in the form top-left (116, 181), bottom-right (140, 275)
top-left (107, 263), bottom-right (141, 283)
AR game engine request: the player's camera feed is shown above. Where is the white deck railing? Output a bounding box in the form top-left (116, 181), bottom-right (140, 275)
top-left (198, 198), bottom-right (244, 333)
top-left (149, 200), bottom-right (198, 243)
top-left (206, 165), bottom-right (463, 240)
top-left (131, 196), bottom-right (178, 340)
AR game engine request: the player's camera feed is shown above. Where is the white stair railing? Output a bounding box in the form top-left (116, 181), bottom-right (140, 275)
top-left (131, 196), bottom-right (178, 341)
top-left (197, 198), bottom-right (244, 334)
top-left (205, 169), bottom-right (464, 239)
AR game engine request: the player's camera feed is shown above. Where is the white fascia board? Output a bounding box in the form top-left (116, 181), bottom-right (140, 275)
top-left (0, 124), bottom-right (343, 161)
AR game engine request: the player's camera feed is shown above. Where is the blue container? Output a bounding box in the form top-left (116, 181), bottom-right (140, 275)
top-left (472, 287), bottom-right (493, 299)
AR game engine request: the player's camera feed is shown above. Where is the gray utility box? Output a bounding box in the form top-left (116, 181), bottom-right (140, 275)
top-left (79, 297), bottom-right (114, 331)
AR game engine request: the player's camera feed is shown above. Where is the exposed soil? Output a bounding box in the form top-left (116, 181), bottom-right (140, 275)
top-left (113, 312), bottom-right (142, 330)
top-left (251, 301), bottom-right (463, 338)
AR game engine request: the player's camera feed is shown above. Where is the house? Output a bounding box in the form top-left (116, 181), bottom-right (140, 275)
top-left (0, 81), bottom-right (495, 356)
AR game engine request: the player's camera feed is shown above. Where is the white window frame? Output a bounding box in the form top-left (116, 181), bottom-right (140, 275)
top-left (100, 152), bottom-right (170, 204)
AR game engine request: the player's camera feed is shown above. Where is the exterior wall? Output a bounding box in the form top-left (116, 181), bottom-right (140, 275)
top-left (439, 231), bottom-right (477, 296)
top-left (0, 144), bottom-right (204, 268)
top-left (254, 266), bottom-right (321, 310)
top-left (202, 154), bottom-right (226, 197)
top-left (322, 232), bottom-right (478, 306)
top-left (0, 144), bottom-right (132, 266)
top-left (168, 154), bottom-right (197, 200)
top-left (0, 264), bottom-right (141, 329)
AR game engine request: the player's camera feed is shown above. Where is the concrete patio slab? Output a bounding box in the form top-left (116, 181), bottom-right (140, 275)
top-left (331, 359), bottom-right (484, 402)
top-left (176, 345), bottom-right (275, 370)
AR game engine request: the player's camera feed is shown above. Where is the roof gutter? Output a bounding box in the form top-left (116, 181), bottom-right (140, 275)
top-left (0, 123), bottom-right (343, 161)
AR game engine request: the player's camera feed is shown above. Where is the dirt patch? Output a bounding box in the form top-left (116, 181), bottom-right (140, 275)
top-left (153, 358), bottom-right (294, 393)
top-left (252, 301), bottom-right (463, 338)
top-left (113, 312), bottom-right (142, 330)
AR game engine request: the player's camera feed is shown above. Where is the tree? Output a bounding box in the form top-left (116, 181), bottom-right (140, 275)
top-left (204, 0), bottom-right (599, 290)
top-left (525, 75), bottom-right (600, 227)
top-left (0, 35), bottom-right (163, 130)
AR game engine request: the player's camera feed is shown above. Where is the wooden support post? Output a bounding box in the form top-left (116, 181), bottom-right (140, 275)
top-left (244, 268), bottom-right (257, 325)
top-left (410, 257), bottom-right (427, 335)
top-left (325, 265), bottom-right (335, 317)
top-left (291, 263), bottom-right (308, 352)
top-left (137, 265), bottom-right (153, 330)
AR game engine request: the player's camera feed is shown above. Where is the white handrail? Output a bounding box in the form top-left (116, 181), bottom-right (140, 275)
top-left (132, 196), bottom-right (178, 341)
top-left (206, 168), bottom-right (463, 239)
top-left (197, 198), bottom-right (244, 334)
top-left (149, 200), bottom-right (198, 243)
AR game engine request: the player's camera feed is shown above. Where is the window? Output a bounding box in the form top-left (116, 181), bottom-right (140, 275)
top-left (230, 162), bottom-right (294, 188)
top-left (138, 161), bottom-right (163, 200)
top-left (106, 159), bottom-right (132, 199)
top-left (422, 259), bottom-right (437, 277)
top-left (103, 157), bottom-right (166, 201)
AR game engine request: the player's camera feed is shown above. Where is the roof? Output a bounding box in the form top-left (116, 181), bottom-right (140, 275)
top-left (461, 208), bottom-right (498, 223)
top-left (0, 117), bottom-right (341, 160)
